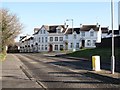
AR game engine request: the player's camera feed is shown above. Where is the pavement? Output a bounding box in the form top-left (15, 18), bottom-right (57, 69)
top-left (43, 52), bottom-right (120, 84)
top-left (1, 54), bottom-right (42, 89)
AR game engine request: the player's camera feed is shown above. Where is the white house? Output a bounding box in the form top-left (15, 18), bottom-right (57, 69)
top-left (79, 24), bottom-right (109, 48)
top-left (19, 23), bottom-right (109, 52)
top-left (64, 28), bottom-right (80, 51)
top-left (32, 25), bottom-right (66, 52)
top-left (19, 35), bottom-right (31, 52)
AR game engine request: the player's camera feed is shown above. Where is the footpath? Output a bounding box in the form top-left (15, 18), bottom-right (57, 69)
top-left (44, 52), bottom-right (120, 85)
top-left (1, 54), bottom-right (42, 89)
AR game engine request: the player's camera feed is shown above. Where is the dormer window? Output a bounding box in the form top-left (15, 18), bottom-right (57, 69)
top-left (44, 30), bottom-right (46, 34)
top-left (65, 35), bottom-right (68, 39)
top-left (56, 26), bottom-right (62, 33)
top-left (81, 32), bottom-right (85, 37)
top-left (57, 29), bottom-right (61, 33)
top-left (74, 34), bottom-right (76, 39)
top-left (90, 31), bottom-right (94, 37)
top-left (40, 30), bottom-right (42, 34)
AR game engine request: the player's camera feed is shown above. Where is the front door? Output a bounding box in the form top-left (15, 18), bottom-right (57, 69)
top-left (65, 42), bottom-right (68, 50)
top-left (81, 40), bottom-right (85, 47)
top-left (49, 44), bottom-right (53, 52)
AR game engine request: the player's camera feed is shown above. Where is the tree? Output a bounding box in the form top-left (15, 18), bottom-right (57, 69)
top-left (0, 8), bottom-right (23, 54)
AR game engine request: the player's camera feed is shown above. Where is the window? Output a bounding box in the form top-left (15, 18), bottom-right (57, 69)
top-left (34, 38), bottom-right (36, 42)
top-left (41, 45), bottom-right (44, 50)
top-left (45, 37), bottom-right (47, 42)
top-left (40, 30), bottom-right (42, 34)
top-left (82, 32), bottom-right (85, 37)
top-left (45, 45), bottom-right (47, 50)
top-left (74, 34), bottom-right (76, 39)
top-left (93, 40), bottom-right (96, 46)
top-left (55, 45), bottom-right (58, 50)
top-left (55, 37), bottom-right (58, 41)
top-left (39, 37), bottom-right (41, 42)
top-left (39, 45), bottom-right (40, 50)
top-left (76, 43), bottom-right (79, 48)
top-left (90, 31), bottom-right (94, 36)
top-left (57, 29), bottom-right (61, 33)
top-left (87, 40), bottom-right (91, 46)
top-left (42, 37), bottom-right (44, 43)
top-left (44, 30), bottom-right (46, 34)
top-left (59, 37), bottom-right (63, 41)
top-left (65, 35), bottom-right (68, 39)
top-left (70, 43), bottom-right (73, 48)
top-left (50, 37), bottom-right (53, 41)
top-left (60, 45), bottom-right (63, 50)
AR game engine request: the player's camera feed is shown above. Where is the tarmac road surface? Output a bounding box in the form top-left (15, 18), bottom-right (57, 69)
top-left (15, 54), bottom-right (119, 89)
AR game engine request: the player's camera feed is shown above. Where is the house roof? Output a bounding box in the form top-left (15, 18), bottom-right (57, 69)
top-left (33, 25), bottom-right (66, 35)
top-left (65, 28), bottom-right (80, 34)
top-left (27, 36), bottom-right (34, 40)
top-left (101, 27), bottom-right (109, 33)
top-left (19, 36), bottom-right (26, 41)
top-left (80, 25), bottom-right (99, 31)
top-left (108, 30), bottom-right (120, 35)
top-left (45, 25), bottom-right (66, 33)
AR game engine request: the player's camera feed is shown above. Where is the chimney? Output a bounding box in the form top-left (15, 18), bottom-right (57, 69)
top-left (96, 23), bottom-right (99, 27)
top-left (80, 24), bottom-right (82, 28)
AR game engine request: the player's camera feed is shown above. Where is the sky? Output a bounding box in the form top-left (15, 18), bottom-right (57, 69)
top-left (1, 0), bottom-right (119, 42)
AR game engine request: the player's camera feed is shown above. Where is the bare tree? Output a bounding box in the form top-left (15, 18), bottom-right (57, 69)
top-left (0, 8), bottom-right (23, 54)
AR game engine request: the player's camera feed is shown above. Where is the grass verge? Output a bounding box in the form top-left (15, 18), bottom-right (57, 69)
top-left (0, 53), bottom-right (6, 61)
top-left (67, 47), bottom-right (120, 64)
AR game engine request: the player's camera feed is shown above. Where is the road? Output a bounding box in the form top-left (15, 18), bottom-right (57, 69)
top-left (14, 53), bottom-right (119, 89)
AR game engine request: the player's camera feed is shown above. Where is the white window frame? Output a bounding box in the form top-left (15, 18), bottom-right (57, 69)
top-left (65, 35), bottom-right (68, 39)
top-left (90, 31), bottom-right (94, 37)
top-left (87, 40), bottom-right (91, 46)
top-left (45, 45), bottom-right (47, 50)
top-left (55, 37), bottom-right (58, 41)
top-left (41, 45), bottom-right (44, 50)
top-left (55, 45), bottom-right (58, 50)
top-left (59, 37), bottom-right (63, 41)
top-left (39, 37), bottom-right (41, 42)
top-left (82, 32), bottom-right (85, 37)
top-left (74, 34), bottom-right (77, 39)
top-left (45, 37), bottom-right (47, 42)
top-left (70, 43), bottom-right (73, 48)
top-left (76, 43), bottom-right (79, 48)
top-left (50, 37), bottom-right (53, 41)
top-left (60, 45), bottom-right (63, 50)
top-left (44, 30), bottom-right (46, 34)
top-left (42, 37), bottom-right (44, 43)
top-left (93, 40), bottom-right (96, 46)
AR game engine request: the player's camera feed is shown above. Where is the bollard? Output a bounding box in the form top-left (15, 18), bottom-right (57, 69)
top-left (92, 56), bottom-right (101, 71)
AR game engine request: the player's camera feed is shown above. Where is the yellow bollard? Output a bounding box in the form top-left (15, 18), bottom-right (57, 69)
top-left (92, 56), bottom-right (95, 70)
top-left (92, 56), bottom-right (101, 71)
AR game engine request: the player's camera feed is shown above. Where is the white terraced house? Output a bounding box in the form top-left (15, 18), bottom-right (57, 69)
top-left (19, 23), bottom-right (109, 53)
top-left (33, 25), bottom-right (66, 52)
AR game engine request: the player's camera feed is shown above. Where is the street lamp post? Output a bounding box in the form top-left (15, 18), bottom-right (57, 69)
top-left (111, 0), bottom-right (115, 74)
top-left (66, 19), bottom-right (76, 52)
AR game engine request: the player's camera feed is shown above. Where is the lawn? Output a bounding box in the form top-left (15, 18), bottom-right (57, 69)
top-left (67, 47), bottom-right (120, 64)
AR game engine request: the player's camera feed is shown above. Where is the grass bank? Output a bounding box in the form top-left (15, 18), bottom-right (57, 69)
top-left (67, 47), bottom-right (120, 63)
